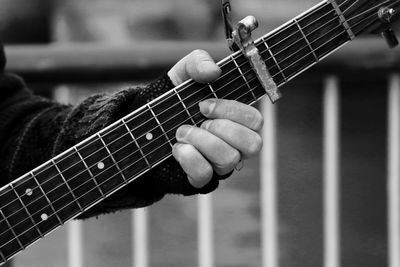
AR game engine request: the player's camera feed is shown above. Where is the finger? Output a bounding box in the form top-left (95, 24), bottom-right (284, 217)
top-left (201, 119), bottom-right (263, 158)
top-left (172, 143), bottom-right (213, 188)
top-left (168, 49), bottom-right (221, 86)
top-left (176, 125), bottom-right (241, 175)
top-left (199, 99), bottom-right (264, 131)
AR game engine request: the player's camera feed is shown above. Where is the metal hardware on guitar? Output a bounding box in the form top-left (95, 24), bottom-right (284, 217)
top-left (221, 0), bottom-right (282, 103)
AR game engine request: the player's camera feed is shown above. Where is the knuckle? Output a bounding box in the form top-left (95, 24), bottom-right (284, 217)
top-left (191, 49), bottom-right (206, 57)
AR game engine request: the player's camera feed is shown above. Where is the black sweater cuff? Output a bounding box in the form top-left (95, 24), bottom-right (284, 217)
top-left (51, 74), bottom-right (222, 218)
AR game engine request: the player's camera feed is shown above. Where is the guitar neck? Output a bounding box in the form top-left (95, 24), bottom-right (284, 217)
top-left (0, 0), bottom-right (357, 262)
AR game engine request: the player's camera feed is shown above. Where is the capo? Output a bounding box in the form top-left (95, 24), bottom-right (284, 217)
top-left (222, 0), bottom-right (282, 103)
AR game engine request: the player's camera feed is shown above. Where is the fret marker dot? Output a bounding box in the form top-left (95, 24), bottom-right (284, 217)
top-left (25, 188), bottom-right (33, 196)
top-left (97, 162), bottom-right (105, 170)
top-left (41, 213), bottom-right (48, 221)
top-left (146, 132), bottom-right (153, 140)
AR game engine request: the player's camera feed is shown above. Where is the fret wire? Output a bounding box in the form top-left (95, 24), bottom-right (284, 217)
top-left (0, 39), bottom-right (341, 242)
top-left (2, 3), bottom-right (340, 201)
top-left (10, 5), bottom-right (338, 203)
top-left (208, 84), bottom-right (218, 98)
top-left (30, 172), bottom-right (63, 224)
top-left (0, 0), bottom-right (354, 220)
top-left (0, 246), bottom-right (6, 262)
top-left (147, 104), bottom-right (173, 149)
top-left (9, 184), bottom-right (43, 237)
top-left (328, 0), bottom-right (355, 39)
top-left (173, 88), bottom-right (198, 126)
top-left (0, 2), bottom-right (360, 262)
top-left (293, 18), bottom-right (319, 62)
top-left (261, 39), bottom-right (288, 81)
top-left (259, 1), bottom-right (330, 50)
top-left (261, 10), bottom-right (344, 69)
top-left (121, 119), bottom-right (152, 168)
top-left (230, 55), bottom-right (257, 101)
top-left (97, 133), bottom-right (128, 184)
top-left (258, 20), bottom-right (347, 77)
top-left (51, 160), bottom-right (84, 212)
top-left (3, 25), bottom-right (347, 223)
top-left (0, 207), bottom-right (24, 250)
top-left (73, 147), bottom-right (105, 198)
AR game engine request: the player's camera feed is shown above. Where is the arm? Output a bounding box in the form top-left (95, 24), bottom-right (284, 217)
top-left (0, 48), bottom-right (263, 218)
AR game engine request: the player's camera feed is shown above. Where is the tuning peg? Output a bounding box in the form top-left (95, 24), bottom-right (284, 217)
top-left (378, 7), bottom-right (399, 48)
top-left (382, 28), bottom-right (399, 48)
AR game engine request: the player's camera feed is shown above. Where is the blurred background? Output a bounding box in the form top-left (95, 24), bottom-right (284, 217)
top-left (0, 0), bottom-right (398, 267)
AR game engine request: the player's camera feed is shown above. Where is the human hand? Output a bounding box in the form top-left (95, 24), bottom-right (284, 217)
top-left (168, 50), bottom-right (263, 188)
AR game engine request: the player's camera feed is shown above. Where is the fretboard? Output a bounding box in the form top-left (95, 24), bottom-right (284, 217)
top-left (0, 0), bottom-right (357, 262)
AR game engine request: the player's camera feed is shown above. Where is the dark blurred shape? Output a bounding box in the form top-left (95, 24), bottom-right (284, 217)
top-left (0, 0), bottom-right (52, 44)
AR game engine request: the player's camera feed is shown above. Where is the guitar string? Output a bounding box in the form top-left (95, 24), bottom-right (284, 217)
top-left (0, 0), bottom-right (381, 246)
top-left (346, 0), bottom-right (398, 22)
top-left (0, 25), bottom-right (356, 243)
top-left (0, 0), bottom-right (390, 258)
top-left (1, 0), bottom-right (386, 252)
top-left (0, 2), bottom-right (378, 240)
top-left (0, 0), bottom-right (341, 196)
top-left (349, 1), bottom-right (400, 36)
top-left (0, 80), bottom-right (266, 250)
top-left (0, 0), bottom-right (367, 235)
top-left (0, 0), bottom-right (340, 204)
top-left (0, 1), bottom-right (341, 209)
top-left (0, 16), bottom-right (353, 231)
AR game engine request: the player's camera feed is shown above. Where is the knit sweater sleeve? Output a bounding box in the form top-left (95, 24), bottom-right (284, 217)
top-left (0, 48), bottom-right (224, 219)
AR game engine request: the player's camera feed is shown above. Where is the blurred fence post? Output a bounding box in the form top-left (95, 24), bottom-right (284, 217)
top-left (388, 74), bottom-right (400, 267)
top-left (261, 98), bottom-right (278, 267)
top-left (323, 76), bottom-right (340, 267)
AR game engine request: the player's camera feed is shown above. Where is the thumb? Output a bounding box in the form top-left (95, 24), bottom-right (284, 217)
top-left (168, 50), bottom-right (221, 86)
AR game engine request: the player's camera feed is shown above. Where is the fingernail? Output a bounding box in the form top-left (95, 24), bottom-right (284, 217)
top-left (201, 120), bottom-right (212, 130)
top-left (176, 125), bottom-right (191, 141)
top-left (199, 99), bottom-right (216, 116)
top-left (172, 143), bottom-right (183, 161)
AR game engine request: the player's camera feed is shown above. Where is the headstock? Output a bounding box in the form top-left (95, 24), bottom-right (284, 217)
top-left (339, 0), bottom-right (400, 48)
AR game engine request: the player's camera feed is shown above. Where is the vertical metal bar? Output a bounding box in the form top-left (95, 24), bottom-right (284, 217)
top-left (388, 74), bottom-right (400, 267)
top-left (323, 76), bottom-right (340, 267)
top-left (198, 194), bottom-right (214, 267)
top-left (132, 208), bottom-right (149, 267)
top-left (54, 85), bottom-right (85, 267)
top-left (67, 218), bottom-right (83, 267)
top-left (261, 98), bottom-right (278, 267)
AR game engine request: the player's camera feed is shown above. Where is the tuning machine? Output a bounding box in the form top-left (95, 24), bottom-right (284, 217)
top-left (378, 7), bottom-right (399, 48)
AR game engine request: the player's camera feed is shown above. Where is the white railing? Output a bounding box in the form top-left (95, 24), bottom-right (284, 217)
top-left (12, 73), bottom-right (400, 267)
top-left (388, 74), bottom-right (400, 267)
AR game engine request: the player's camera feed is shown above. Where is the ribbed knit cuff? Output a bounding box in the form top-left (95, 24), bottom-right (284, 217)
top-left (52, 74), bottom-right (228, 218)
